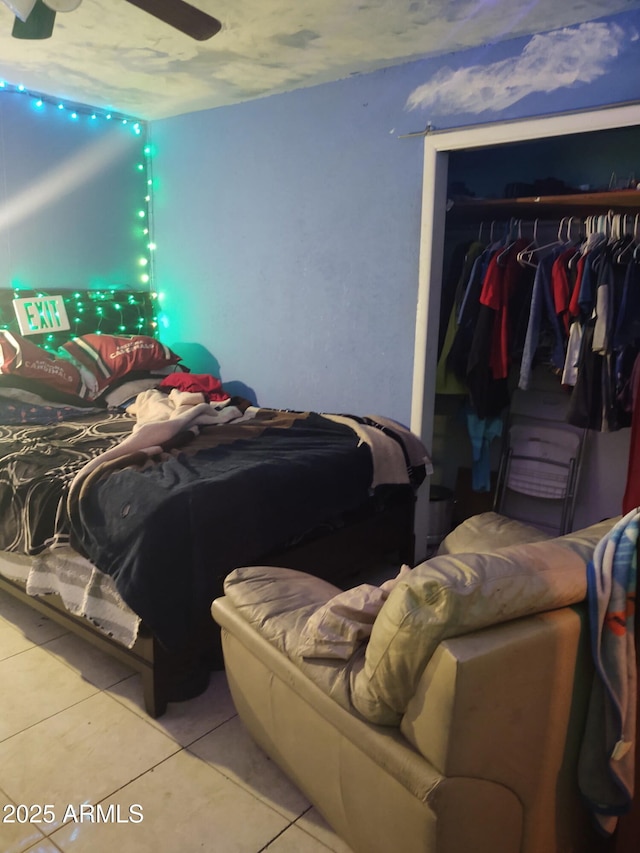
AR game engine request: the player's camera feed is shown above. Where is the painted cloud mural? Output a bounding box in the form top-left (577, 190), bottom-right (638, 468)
top-left (405, 22), bottom-right (638, 115)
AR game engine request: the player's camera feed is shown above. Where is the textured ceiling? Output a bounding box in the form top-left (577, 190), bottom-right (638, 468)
top-left (0, 0), bottom-right (639, 121)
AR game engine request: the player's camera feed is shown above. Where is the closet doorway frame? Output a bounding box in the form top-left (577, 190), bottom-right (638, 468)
top-left (410, 102), bottom-right (640, 558)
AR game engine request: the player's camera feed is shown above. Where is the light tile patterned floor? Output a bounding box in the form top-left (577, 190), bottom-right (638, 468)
top-left (0, 590), bottom-right (355, 853)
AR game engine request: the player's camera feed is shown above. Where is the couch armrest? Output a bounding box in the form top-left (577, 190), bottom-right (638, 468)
top-left (223, 565), bottom-right (342, 614)
top-left (221, 565), bottom-right (341, 656)
top-left (401, 605), bottom-right (596, 853)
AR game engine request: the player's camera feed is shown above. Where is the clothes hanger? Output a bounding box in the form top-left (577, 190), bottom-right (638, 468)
top-left (567, 215), bottom-right (607, 269)
top-left (515, 218), bottom-right (541, 268)
top-left (487, 219), bottom-right (506, 247)
top-left (496, 217), bottom-right (523, 264)
top-left (568, 215), bottom-right (608, 271)
top-left (516, 216), bottom-right (568, 267)
top-left (631, 214), bottom-right (640, 262)
top-left (564, 216), bottom-right (582, 245)
top-left (612, 213), bottom-right (636, 263)
top-left (561, 215), bottom-right (588, 269)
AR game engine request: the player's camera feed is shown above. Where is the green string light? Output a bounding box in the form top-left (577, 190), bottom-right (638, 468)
top-left (0, 82), bottom-right (143, 127)
top-left (0, 290), bottom-right (160, 345)
top-left (0, 85), bottom-right (157, 337)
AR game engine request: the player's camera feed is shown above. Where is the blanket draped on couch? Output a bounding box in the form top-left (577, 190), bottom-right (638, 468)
top-left (579, 507), bottom-right (639, 835)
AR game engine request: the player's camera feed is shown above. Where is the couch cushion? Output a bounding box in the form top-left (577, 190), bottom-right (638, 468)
top-left (437, 512), bottom-right (551, 555)
top-left (221, 565), bottom-right (362, 710)
top-left (298, 565), bottom-right (412, 660)
top-left (222, 565), bottom-right (340, 653)
top-left (350, 518), bottom-right (617, 725)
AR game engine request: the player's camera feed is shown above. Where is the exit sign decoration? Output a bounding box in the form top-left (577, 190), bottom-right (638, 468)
top-left (12, 295), bottom-right (71, 336)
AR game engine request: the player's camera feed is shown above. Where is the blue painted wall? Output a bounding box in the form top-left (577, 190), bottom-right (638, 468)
top-left (150, 68), bottom-right (425, 420)
top-left (0, 91), bottom-right (148, 294)
top-left (151, 10), bottom-right (640, 426)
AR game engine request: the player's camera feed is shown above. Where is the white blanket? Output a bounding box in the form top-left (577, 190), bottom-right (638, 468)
top-left (128, 388), bottom-right (245, 428)
top-left (68, 389), bottom-right (250, 497)
top-left (323, 414), bottom-right (432, 488)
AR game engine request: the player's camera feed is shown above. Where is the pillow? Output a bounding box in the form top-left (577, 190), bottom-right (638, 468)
top-left (297, 565), bottom-right (412, 660)
top-left (0, 331), bottom-right (88, 400)
top-left (60, 334), bottom-right (182, 392)
top-left (0, 380), bottom-right (99, 408)
top-left (98, 375), bottom-right (173, 409)
top-left (437, 512), bottom-right (551, 555)
top-left (350, 517), bottom-right (618, 724)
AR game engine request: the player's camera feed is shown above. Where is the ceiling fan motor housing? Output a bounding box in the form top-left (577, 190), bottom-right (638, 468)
top-left (43, 0), bottom-right (83, 11)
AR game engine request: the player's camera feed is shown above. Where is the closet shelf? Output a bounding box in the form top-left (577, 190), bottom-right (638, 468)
top-left (447, 189), bottom-right (640, 221)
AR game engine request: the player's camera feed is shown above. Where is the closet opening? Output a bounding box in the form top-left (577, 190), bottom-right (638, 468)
top-left (410, 104), bottom-right (640, 559)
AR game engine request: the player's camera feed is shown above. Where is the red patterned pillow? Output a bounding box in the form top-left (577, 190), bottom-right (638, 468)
top-left (61, 334), bottom-right (182, 392)
top-left (0, 331), bottom-right (87, 399)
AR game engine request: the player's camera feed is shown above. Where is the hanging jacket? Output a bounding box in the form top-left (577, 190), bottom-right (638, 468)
top-left (519, 246), bottom-right (567, 390)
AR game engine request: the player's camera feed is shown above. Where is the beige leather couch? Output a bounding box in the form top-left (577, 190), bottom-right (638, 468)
top-left (211, 514), bottom-right (616, 853)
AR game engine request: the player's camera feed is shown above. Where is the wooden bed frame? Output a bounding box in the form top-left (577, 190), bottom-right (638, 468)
top-left (0, 486), bottom-right (416, 717)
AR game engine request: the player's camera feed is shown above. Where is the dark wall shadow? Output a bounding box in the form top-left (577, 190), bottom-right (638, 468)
top-left (172, 341), bottom-right (258, 405)
top-left (172, 342), bottom-right (221, 377)
top-left (222, 381), bottom-right (258, 405)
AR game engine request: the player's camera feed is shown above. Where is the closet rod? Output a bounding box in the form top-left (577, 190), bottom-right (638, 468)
top-left (447, 190), bottom-right (640, 223)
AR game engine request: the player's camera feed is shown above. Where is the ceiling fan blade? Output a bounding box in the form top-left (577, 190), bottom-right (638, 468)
top-left (125, 0), bottom-right (222, 41)
top-left (11, 0), bottom-right (55, 38)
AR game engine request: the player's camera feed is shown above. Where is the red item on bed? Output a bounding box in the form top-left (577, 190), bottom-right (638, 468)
top-left (158, 373), bottom-right (230, 402)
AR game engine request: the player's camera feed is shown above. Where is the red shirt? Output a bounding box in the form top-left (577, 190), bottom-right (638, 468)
top-left (479, 238), bottom-right (530, 381)
top-left (551, 247), bottom-right (578, 336)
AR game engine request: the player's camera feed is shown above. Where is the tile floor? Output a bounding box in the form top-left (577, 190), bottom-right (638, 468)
top-left (0, 588), bottom-right (357, 853)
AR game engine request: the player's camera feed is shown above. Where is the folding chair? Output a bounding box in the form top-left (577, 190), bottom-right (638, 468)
top-left (494, 417), bottom-right (586, 535)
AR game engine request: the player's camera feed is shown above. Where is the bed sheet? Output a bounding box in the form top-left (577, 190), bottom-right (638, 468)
top-left (0, 410), bottom-right (134, 554)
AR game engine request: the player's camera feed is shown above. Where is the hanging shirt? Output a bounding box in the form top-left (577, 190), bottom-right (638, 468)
top-left (519, 246), bottom-right (567, 390)
top-left (566, 322), bottom-right (606, 430)
top-left (592, 253), bottom-right (614, 356)
top-left (464, 405), bottom-right (503, 493)
top-left (479, 238), bottom-right (532, 381)
top-left (622, 353), bottom-right (640, 514)
top-left (568, 253), bottom-right (587, 320)
top-left (446, 244), bottom-right (496, 385)
top-left (614, 260), bottom-right (640, 350)
top-left (561, 321), bottom-right (583, 387)
top-left (436, 240), bottom-right (485, 395)
top-left (551, 246), bottom-right (579, 336)
top-left (576, 243), bottom-right (606, 319)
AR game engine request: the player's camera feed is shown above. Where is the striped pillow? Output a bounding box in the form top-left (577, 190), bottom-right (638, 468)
top-left (0, 331), bottom-right (87, 400)
top-left (61, 334), bottom-right (182, 392)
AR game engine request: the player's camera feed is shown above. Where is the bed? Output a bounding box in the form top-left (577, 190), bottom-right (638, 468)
top-left (0, 288), bottom-right (429, 716)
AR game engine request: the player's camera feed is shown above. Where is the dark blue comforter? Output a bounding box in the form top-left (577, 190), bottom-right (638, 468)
top-left (68, 409), bottom-right (379, 651)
